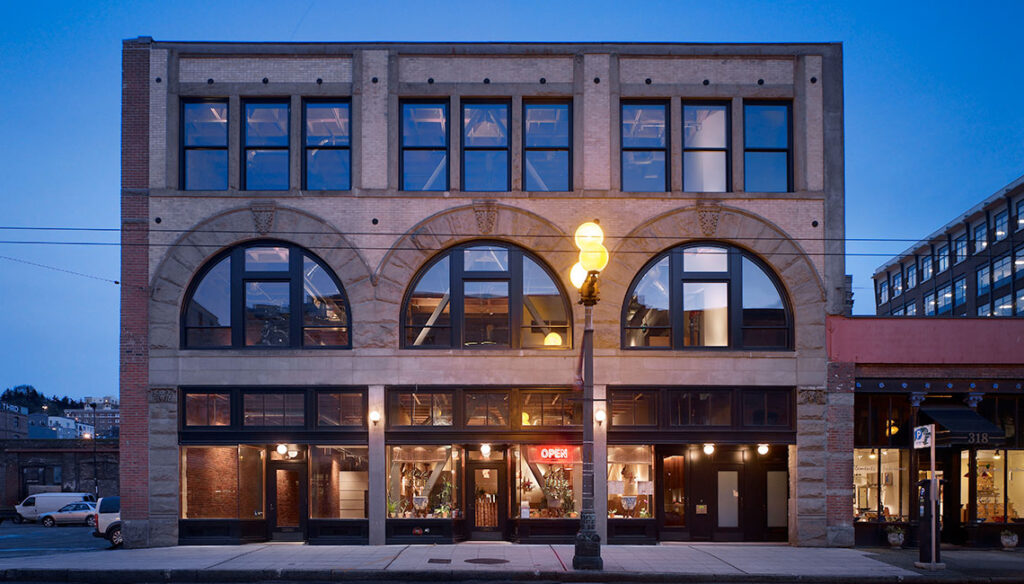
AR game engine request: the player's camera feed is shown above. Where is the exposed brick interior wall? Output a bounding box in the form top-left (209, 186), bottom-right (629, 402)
top-left (182, 447), bottom-right (237, 519)
top-left (120, 37), bottom-right (151, 523)
top-left (275, 469), bottom-right (300, 527)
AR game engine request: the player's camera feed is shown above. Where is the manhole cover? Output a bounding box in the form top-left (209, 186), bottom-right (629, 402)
top-left (428, 559), bottom-right (452, 564)
top-left (465, 558), bottom-right (509, 565)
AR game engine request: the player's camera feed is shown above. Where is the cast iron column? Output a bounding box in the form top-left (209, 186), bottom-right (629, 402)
top-left (573, 272), bottom-right (602, 570)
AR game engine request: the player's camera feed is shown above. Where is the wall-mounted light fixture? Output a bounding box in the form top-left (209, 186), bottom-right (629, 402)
top-left (595, 409), bottom-right (606, 426)
top-left (757, 444), bottom-right (769, 456)
top-left (276, 444), bottom-right (288, 455)
top-left (480, 443), bottom-right (492, 458)
top-left (287, 450), bottom-right (298, 459)
top-left (703, 443), bottom-right (715, 455)
top-left (369, 410), bottom-right (381, 426)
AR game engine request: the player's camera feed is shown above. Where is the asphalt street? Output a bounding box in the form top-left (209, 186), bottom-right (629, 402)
top-left (0, 522), bottom-right (109, 559)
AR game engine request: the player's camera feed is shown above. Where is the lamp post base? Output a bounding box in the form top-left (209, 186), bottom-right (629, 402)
top-left (572, 518), bottom-right (603, 570)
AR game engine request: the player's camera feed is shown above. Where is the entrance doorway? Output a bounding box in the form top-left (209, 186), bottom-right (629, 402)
top-left (268, 461), bottom-right (307, 541)
top-left (466, 450), bottom-right (507, 540)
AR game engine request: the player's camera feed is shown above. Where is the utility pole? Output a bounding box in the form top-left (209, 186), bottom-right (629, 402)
top-left (90, 403), bottom-right (99, 497)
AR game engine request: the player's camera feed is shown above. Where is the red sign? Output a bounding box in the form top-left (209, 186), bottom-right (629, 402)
top-left (538, 446), bottom-right (570, 461)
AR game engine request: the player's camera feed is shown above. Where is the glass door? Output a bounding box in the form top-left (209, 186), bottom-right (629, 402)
top-left (268, 461), bottom-right (308, 541)
top-left (658, 450), bottom-right (690, 540)
top-left (467, 463), bottom-right (506, 540)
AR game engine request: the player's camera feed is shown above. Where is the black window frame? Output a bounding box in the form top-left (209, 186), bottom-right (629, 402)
top-left (302, 98), bottom-right (352, 191)
top-left (994, 210), bottom-right (1009, 242)
top-left (180, 240), bottom-right (352, 350)
top-left (682, 100), bottom-right (731, 193)
top-left (608, 390), bottom-right (658, 427)
top-left (519, 390), bottom-right (582, 428)
top-left (315, 389), bottom-right (368, 428)
top-left (743, 100), bottom-right (793, 193)
top-left (242, 390), bottom-right (306, 428)
top-left (667, 389), bottom-right (733, 427)
top-left (954, 234), bottom-right (968, 264)
top-left (180, 98), bottom-right (229, 191)
top-left (387, 390), bottom-right (455, 428)
top-left (620, 100), bottom-right (670, 192)
top-left (905, 262), bottom-right (917, 290)
top-left (522, 99), bottom-right (572, 192)
top-left (464, 390), bottom-right (513, 428)
top-left (181, 391), bottom-right (232, 428)
top-left (241, 99), bottom-right (291, 191)
top-left (974, 222), bottom-right (989, 254)
top-left (401, 241), bottom-right (573, 350)
top-left (621, 242), bottom-right (793, 351)
top-left (936, 244), bottom-right (949, 273)
top-left (461, 99), bottom-right (511, 192)
top-left (400, 99), bottom-right (450, 191)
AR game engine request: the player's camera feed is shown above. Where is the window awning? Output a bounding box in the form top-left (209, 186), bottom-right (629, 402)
top-left (919, 406), bottom-right (1005, 446)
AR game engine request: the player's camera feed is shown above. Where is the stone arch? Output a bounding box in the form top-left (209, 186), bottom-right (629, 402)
top-left (601, 203), bottom-right (826, 352)
top-left (149, 203), bottom-right (373, 350)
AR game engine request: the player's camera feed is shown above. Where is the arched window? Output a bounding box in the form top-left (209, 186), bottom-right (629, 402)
top-left (622, 243), bottom-right (791, 350)
top-left (182, 241), bottom-right (351, 349)
top-left (403, 242), bottom-right (572, 349)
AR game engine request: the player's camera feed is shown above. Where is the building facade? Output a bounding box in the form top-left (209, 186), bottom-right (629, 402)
top-left (65, 402), bottom-right (121, 439)
top-left (873, 175), bottom-right (1024, 317)
top-left (0, 439), bottom-right (119, 506)
top-left (0, 405), bottom-right (28, 439)
top-left (120, 39), bottom-right (847, 548)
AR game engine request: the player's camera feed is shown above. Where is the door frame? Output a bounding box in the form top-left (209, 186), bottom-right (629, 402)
top-left (712, 462), bottom-right (743, 541)
top-left (267, 460), bottom-right (308, 541)
top-left (466, 456), bottom-right (507, 540)
top-left (655, 445), bottom-right (691, 541)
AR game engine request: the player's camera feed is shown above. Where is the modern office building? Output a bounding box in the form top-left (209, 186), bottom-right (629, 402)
top-left (873, 175), bottom-right (1024, 317)
top-left (119, 39), bottom-right (847, 548)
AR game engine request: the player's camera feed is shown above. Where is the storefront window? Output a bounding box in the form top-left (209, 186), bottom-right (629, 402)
top-left (387, 445), bottom-right (461, 518)
top-left (515, 445), bottom-right (582, 518)
top-left (607, 445), bottom-right (654, 518)
top-left (976, 450), bottom-right (1008, 522)
top-left (238, 445), bottom-right (264, 519)
top-left (181, 445), bottom-right (264, 519)
top-left (310, 446), bottom-right (369, 519)
top-left (1007, 451), bottom-right (1024, 521)
top-left (853, 448), bottom-right (910, 521)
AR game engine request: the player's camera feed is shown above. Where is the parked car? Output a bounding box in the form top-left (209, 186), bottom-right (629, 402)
top-left (40, 501), bottom-right (97, 527)
top-left (14, 493), bottom-right (95, 523)
top-left (0, 507), bottom-right (18, 524)
top-left (92, 496), bottom-right (121, 547)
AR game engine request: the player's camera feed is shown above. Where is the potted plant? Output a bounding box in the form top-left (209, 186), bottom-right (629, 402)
top-left (386, 496), bottom-right (399, 518)
top-left (1001, 529), bottom-right (1018, 549)
top-left (886, 524), bottom-right (905, 548)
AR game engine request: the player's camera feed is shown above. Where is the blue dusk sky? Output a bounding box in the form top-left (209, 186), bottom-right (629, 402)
top-left (0, 1), bottom-right (1021, 399)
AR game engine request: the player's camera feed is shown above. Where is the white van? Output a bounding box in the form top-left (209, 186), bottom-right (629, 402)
top-left (15, 492), bottom-right (95, 522)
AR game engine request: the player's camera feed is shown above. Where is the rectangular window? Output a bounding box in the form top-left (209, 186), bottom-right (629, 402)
top-left (607, 445), bottom-right (654, 519)
top-left (1017, 289), bottom-right (1024, 315)
top-left (463, 280), bottom-right (510, 347)
top-left (975, 223), bottom-right (988, 253)
top-left (978, 303), bottom-right (992, 316)
top-left (244, 281), bottom-right (290, 346)
top-left (892, 306), bottom-right (904, 316)
top-left (978, 264), bottom-right (991, 296)
top-left (243, 393), bottom-right (304, 426)
top-left (621, 102), bottom-right (668, 191)
top-left (994, 211), bottom-right (1008, 241)
top-left (387, 445), bottom-right (460, 519)
top-left (954, 235), bottom-right (967, 264)
top-left (936, 284), bottom-right (952, 314)
top-left (521, 391), bottom-right (581, 427)
top-left (1017, 244), bottom-right (1024, 276)
top-left (878, 280), bottom-right (889, 304)
top-left (905, 302), bottom-right (916, 316)
top-left (853, 448), bottom-right (910, 522)
top-left (993, 255), bottom-right (1011, 289)
top-left (744, 102), bottom-right (791, 192)
top-left (462, 101), bottom-right (509, 191)
top-left (390, 391), bottom-right (453, 426)
top-left (465, 392), bottom-right (510, 427)
top-left (994, 294), bottom-right (1012, 316)
top-left (516, 445), bottom-right (580, 519)
top-left (924, 293), bottom-right (936, 315)
top-left (741, 390), bottom-right (790, 427)
top-left (921, 256), bottom-right (933, 281)
top-left (316, 392), bottom-right (364, 427)
top-left (682, 282), bottom-right (729, 346)
top-left (523, 102), bottom-right (570, 191)
top-left (310, 446), bottom-right (368, 519)
top-left (609, 391), bottom-right (657, 426)
top-left (182, 101), bottom-right (228, 190)
top-left (905, 263), bottom-right (917, 289)
top-left (936, 244), bottom-right (949, 273)
top-left (669, 391), bottom-right (731, 426)
top-left (243, 101), bottom-right (289, 190)
top-left (304, 101), bottom-right (350, 190)
top-left (183, 392), bottom-right (230, 427)
top-left (682, 102), bottom-right (729, 192)
top-left (180, 446), bottom-right (263, 520)
top-left (954, 277), bottom-right (967, 307)
top-left (891, 273), bottom-right (902, 297)
top-left (401, 101), bottom-right (449, 191)
top-left (1017, 200), bottom-right (1024, 231)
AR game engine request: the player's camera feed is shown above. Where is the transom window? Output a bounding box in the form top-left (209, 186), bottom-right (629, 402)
top-left (465, 392), bottom-right (511, 427)
top-left (609, 391), bottom-right (657, 426)
top-left (183, 392), bottom-right (230, 427)
top-left (521, 391), bottom-right (580, 427)
top-left (403, 242), bottom-right (571, 349)
top-left (182, 100), bottom-right (228, 190)
top-left (401, 101), bottom-right (449, 191)
top-left (182, 242), bottom-right (350, 349)
top-left (523, 102), bottom-right (571, 191)
top-left (623, 243), bottom-right (792, 350)
top-left (389, 390), bottom-right (453, 426)
top-left (243, 392), bottom-right (304, 426)
top-left (316, 391), bottom-right (365, 427)
top-left (462, 101), bottom-right (510, 191)
top-left (621, 102), bottom-right (668, 192)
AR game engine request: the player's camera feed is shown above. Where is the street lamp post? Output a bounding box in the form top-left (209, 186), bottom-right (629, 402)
top-left (89, 403), bottom-right (99, 497)
top-left (570, 221), bottom-right (608, 571)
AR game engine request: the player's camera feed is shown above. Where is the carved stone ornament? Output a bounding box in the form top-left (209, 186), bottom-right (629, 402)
top-left (251, 202), bottom-right (277, 235)
top-left (697, 203), bottom-right (721, 237)
top-left (148, 387), bottom-right (177, 404)
top-left (473, 200), bottom-right (497, 234)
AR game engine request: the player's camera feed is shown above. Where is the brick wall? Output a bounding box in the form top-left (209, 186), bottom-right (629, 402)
top-left (120, 37), bottom-right (150, 525)
top-left (825, 361), bottom-right (855, 545)
top-left (182, 447), bottom-right (237, 519)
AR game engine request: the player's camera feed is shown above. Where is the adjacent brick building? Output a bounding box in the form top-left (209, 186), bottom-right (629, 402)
top-left (120, 39), bottom-right (848, 548)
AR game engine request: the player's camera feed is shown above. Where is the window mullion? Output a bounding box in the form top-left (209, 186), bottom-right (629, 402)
top-left (230, 248), bottom-right (244, 347)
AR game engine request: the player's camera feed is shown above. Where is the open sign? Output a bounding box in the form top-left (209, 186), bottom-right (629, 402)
top-left (539, 447), bottom-right (570, 461)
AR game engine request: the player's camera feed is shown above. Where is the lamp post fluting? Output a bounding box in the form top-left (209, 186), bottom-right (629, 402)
top-left (570, 222), bottom-right (607, 571)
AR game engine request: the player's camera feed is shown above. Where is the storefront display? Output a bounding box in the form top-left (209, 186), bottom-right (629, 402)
top-left (607, 445), bottom-right (654, 519)
top-left (387, 445), bottom-right (461, 519)
top-left (515, 445), bottom-right (581, 519)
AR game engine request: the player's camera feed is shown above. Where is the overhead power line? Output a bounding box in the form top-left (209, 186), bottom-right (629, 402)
top-left (0, 255), bottom-right (119, 285)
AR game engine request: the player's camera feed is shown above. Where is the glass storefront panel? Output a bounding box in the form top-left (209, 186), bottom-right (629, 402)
top-left (238, 445), bottom-right (265, 520)
top-left (853, 448), bottom-right (910, 521)
top-left (607, 445), bottom-right (654, 518)
top-left (181, 446), bottom-right (239, 519)
top-left (387, 445), bottom-right (461, 519)
top-left (515, 445), bottom-right (582, 518)
top-left (310, 446), bottom-right (369, 519)
top-left (1008, 451), bottom-right (1024, 521)
top-left (977, 450), bottom-right (1007, 522)
top-left (662, 454), bottom-right (686, 527)
top-left (766, 470), bottom-right (788, 527)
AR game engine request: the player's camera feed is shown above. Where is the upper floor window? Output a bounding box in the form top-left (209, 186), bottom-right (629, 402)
top-left (995, 211), bottom-right (1009, 242)
top-left (523, 102), bottom-right (571, 191)
top-left (936, 284), bottom-right (952, 315)
top-left (974, 223), bottom-right (988, 253)
top-left (182, 242), bottom-right (350, 349)
top-left (1018, 290), bottom-right (1024, 316)
top-left (184, 392), bottom-right (230, 427)
top-left (623, 243), bottom-right (791, 350)
top-left (609, 390), bottom-right (657, 426)
top-left (521, 391), bottom-right (580, 427)
top-left (891, 273), bottom-right (902, 297)
top-left (878, 280), bottom-right (889, 304)
top-left (994, 294), bottom-right (1012, 316)
top-left (403, 242), bottom-right (571, 349)
top-left (304, 101), bottom-right (350, 190)
top-left (744, 102), bottom-right (791, 192)
top-left (465, 391), bottom-right (511, 427)
top-left (243, 101), bottom-right (289, 190)
top-left (954, 235), bottom-right (967, 264)
top-left (462, 101), bottom-right (509, 191)
top-left (243, 392), bottom-right (304, 426)
top-left (621, 102), bottom-right (668, 192)
top-left (1017, 244), bottom-right (1024, 276)
top-left (924, 292), bottom-right (936, 315)
top-left (683, 102), bottom-right (729, 192)
top-left (317, 391), bottom-right (365, 427)
top-left (892, 306), bottom-right (904, 316)
top-left (1017, 200), bottom-right (1024, 231)
top-left (742, 389), bottom-right (790, 427)
top-left (389, 390), bottom-right (453, 426)
top-left (936, 244), bottom-right (949, 273)
top-left (906, 263), bottom-right (917, 289)
top-left (669, 390), bottom-right (730, 426)
top-left (954, 277), bottom-right (967, 307)
top-left (978, 264), bottom-right (991, 296)
top-left (401, 101), bottom-right (449, 191)
top-left (905, 301), bottom-right (917, 316)
top-left (921, 256), bottom-right (933, 281)
top-left (978, 302), bottom-right (991, 317)
top-left (993, 255), bottom-right (1012, 288)
top-left (182, 101), bottom-right (228, 190)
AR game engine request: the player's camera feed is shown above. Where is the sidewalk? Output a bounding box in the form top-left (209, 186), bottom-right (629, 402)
top-left (2, 542), bottom-right (1024, 583)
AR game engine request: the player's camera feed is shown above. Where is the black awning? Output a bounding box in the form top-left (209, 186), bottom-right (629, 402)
top-left (920, 406), bottom-right (1005, 446)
